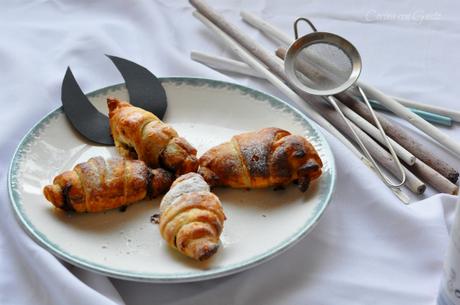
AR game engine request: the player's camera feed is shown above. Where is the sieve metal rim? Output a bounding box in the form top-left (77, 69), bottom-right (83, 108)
top-left (285, 31), bottom-right (362, 96)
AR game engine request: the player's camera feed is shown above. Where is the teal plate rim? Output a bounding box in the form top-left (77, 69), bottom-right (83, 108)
top-left (7, 77), bottom-right (336, 283)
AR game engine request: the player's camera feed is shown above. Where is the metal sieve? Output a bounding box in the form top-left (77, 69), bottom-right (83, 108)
top-left (285, 18), bottom-right (406, 187)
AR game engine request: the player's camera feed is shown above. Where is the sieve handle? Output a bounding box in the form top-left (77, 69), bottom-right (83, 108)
top-left (293, 18), bottom-right (317, 39)
top-left (328, 93), bottom-right (407, 187)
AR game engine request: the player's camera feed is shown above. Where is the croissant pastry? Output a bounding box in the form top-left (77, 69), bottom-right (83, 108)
top-left (43, 157), bottom-right (174, 213)
top-left (198, 127), bottom-right (323, 191)
top-left (159, 173), bottom-right (226, 261)
top-left (108, 97), bottom-right (198, 176)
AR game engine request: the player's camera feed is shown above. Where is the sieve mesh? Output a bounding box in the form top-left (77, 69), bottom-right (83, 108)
top-left (294, 42), bottom-right (353, 91)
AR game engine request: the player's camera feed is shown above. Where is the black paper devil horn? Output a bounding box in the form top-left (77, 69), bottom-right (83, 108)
top-left (106, 55), bottom-right (167, 120)
top-left (61, 67), bottom-right (114, 145)
top-left (60, 56), bottom-right (168, 145)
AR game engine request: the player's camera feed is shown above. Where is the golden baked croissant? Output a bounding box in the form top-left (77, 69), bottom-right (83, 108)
top-left (198, 127), bottom-right (323, 191)
top-left (43, 157), bottom-right (173, 213)
top-left (108, 97), bottom-right (198, 176)
top-left (159, 173), bottom-right (226, 261)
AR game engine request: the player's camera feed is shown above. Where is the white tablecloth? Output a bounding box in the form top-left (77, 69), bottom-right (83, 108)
top-left (1, 1), bottom-right (460, 304)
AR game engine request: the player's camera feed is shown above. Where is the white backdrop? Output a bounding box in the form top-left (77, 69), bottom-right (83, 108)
top-left (1, 1), bottom-right (460, 304)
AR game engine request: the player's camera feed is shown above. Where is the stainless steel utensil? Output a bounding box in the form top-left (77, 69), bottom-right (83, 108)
top-left (284, 18), bottom-right (406, 187)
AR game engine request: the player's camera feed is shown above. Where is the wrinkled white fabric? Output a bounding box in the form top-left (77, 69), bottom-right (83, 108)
top-left (1, 0), bottom-right (460, 304)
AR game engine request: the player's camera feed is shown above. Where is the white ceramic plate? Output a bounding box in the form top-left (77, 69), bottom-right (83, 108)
top-left (8, 78), bottom-right (335, 282)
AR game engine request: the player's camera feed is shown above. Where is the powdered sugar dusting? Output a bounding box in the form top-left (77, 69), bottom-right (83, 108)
top-left (160, 173), bottom-right (209, 213)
